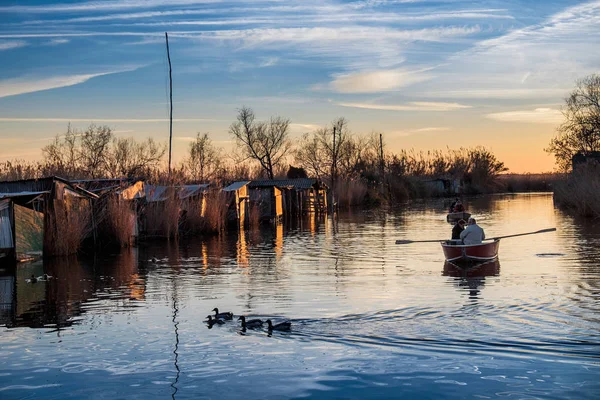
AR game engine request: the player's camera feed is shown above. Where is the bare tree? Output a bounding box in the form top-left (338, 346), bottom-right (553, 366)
top-left (80, 124), bottom-right (113, 178)
top-left (186, 132), bottom-right (221, 182)
top-left (547, 74), bottom-right (600, 171)
top-left (229, 107), bottom-right (291, 179)
top-left (41, 124), bottom-right (80, 178)
top-left (294, 132), bottom-right (328, 179)
top-left (110, 137), bottom-right (166, 177)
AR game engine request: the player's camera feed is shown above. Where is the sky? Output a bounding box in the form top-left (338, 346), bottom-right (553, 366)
top-left (0, 0), bottom-right (599, 173)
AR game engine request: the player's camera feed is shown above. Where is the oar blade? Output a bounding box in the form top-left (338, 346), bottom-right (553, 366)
top-left (536, 228), bottom-right (557, 233)
top-left (395, 240), bottom-right (413, 245)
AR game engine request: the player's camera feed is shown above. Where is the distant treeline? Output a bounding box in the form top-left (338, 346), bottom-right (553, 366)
top-left (0, 117), bottom-right (557, 207)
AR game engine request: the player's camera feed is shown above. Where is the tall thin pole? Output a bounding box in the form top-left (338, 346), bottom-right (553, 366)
top-left (331, 126), bottom-right (336, 213)
top-left (165, 32), bottom-right (173, 179)
top-left (379, 133), bottom-right (384, 179)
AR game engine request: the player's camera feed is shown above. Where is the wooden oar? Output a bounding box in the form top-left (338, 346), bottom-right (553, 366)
top-left (489, 227), bottom-right (556, 241)
top-left (395, 239), bottom-right (446, 244)
top-left (395, 227), bottom-right (556, 245)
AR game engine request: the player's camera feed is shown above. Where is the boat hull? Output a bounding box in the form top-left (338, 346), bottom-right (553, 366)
top-left (446, 211), bottom-right (471, 223)
top-left (441, 239), bottom-right (500, 262)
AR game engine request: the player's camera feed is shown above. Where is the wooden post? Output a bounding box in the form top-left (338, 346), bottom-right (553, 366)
top-left (10, 200), bottom-right (16, 264)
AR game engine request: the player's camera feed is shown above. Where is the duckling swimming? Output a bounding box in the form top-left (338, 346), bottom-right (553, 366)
top-left (205, 315), bottom-right (225, 326)
top-left (212, 308), bottom-right (233, 320)
top-left (238, 316), bottom-right (263, 329)
top-left (265, 319), bottom-right (291, 332)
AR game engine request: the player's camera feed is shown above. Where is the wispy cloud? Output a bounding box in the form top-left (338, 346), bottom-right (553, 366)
top-left (326, 68), bottom-right (433, 93)
top-left (337, 101), bottom-right (471, 111)
top-left (0, 0), bottom-right (224, 13)
top-left (485, 108), bottom-right (563, 124)
top-left (423, 1), bottom-right (600, 100)
top-left (0, 66), bottom-right (143, 99)
top-left (45, 38), bottom-right (70, 46)
top-left (411, 127), bottom-right (451, 132)
top-left (0, 118), bottom-right (214, 123)
top-left (0, 40), bottom-right (27, 50)
top-left (388, 126), bottom-right (451, 137)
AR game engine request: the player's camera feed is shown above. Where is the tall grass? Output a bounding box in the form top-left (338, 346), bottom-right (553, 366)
top-left (143, 188), bottom-right (180, 238)
top-left (247, 202), bottom-right (261, 229)
top-left (553, 163), bottom-right (600, 218)
top-left (500, 173), bottom-right (564, 193)
top-left (336, 180), bottom-right (369, 208)
top-left (202, 190), bottom-right (228, 233)
top-left (100, 196), bottom-right (136, 247)
top-left (179, 196), bottom-right (204, 235)
top-left (44, 196), bottom-right (91, 256)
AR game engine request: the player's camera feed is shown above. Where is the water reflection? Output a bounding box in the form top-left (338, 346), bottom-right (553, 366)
top-left (443, 259), bottom-right (500, 300)
top-left (4, 249), bottom-right (145, 331)
top-left (1, 194), bottom-right (600, 400)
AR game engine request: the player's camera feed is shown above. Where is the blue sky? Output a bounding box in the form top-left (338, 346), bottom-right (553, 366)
top-left (0, 0), bottom-right (599, 172)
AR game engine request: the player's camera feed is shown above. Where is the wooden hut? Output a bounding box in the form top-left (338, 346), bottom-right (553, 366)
top-left (142, 184), bottom-right (209, 237)
top-left (0, 177), bottom-right (98, 262)
top-left (247, 181), bottom-right (284, 223)
top-left (74, 178), bottom-right (144, 247)
top-left (222, 181), bottom-right (250, 227)
top-left (248, 179), bottom-right (328, 217)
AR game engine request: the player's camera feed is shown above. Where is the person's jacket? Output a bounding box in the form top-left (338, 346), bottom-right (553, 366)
top-left (460, 224), bottom-right (485, 244)
top-left (451, 224), bottom-right (464, 239)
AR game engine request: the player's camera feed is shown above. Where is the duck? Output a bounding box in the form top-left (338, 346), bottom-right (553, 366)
top-left (151, 257), bottom-right (159, 263)
top-left (27, 274), bottom-right (38, 284)
top-left (212, 308), bottom-right (233, 320)
top-left (205, 315), bottom-right (225, 326)
top-left (265, 319), bottom-right (291, 332)
top-left (238, 316), bottom-right (263, 329)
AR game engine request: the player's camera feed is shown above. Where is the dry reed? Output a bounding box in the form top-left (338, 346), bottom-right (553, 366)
top-left (247, 202), bottom-right (261, 229)
top-left (202, 190), bottom-right (228, 233)
top-left (335, 180), bottom-right (368, 208)
top-left (44, 196), bottom-right (91, 256)
top-left (100, 196), bottom-right (136, 247)
top-left (143, 187), bottom-right (180, 238)
top-left (553, 163), bottom-right (600, 218)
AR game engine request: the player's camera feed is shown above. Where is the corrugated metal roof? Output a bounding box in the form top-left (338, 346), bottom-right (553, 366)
top-left (0, 177), bottom-right (98, 199)
top-left (222, 181), bottom-right (250, 192)
top-left (248, 178), bottom-right (318, 190)
top-left (145, 184), bottom-right (210, 202)
top-left (0, 191), bottom-right (49, 199)
top-left (178, 184), bottom-right (210, 199)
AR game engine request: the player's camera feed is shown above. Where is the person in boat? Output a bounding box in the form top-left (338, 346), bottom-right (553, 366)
top-left (452, 219), bottom-right (466, 240)
top-left (460, 217), bottom-right (485, 245)
top-left (449, 198), bottom-right (459, 213)
top-left (453, 200), bottom-right (465, 212)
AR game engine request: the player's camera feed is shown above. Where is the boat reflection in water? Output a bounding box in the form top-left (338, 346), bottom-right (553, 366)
top-left (443, 259), bottom-right (500, 300)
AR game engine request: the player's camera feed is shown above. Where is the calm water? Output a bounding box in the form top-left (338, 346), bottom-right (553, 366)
top-left (1, 193), bottom-right (599, 399)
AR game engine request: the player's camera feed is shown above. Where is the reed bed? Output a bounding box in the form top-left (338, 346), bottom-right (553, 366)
top-left (143, 188), bottom-right (180, 238)
top-left (336, 180), bottom-right (368, 208)
top-left (202, 190), bottom-right (228, 233)
top-left (44, 197), bottom-right (91, 256)
top-left (247, 202), bottom-right (261, 229)
top-left (553, 163), bottom-right (600, 218)
top-left (100, 196), bottom-right (136, 247)
top-left (500, 173), bottom-right (564, 192)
